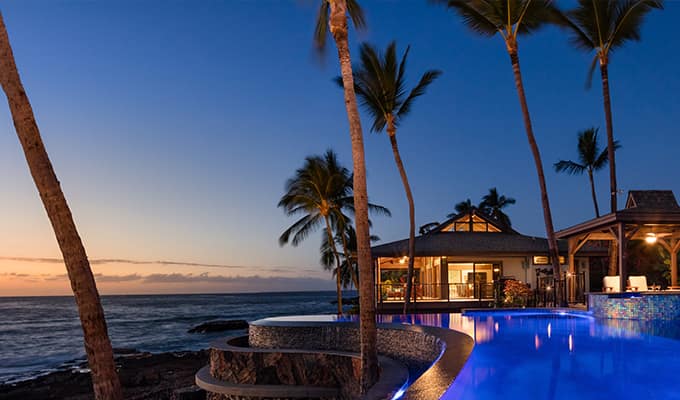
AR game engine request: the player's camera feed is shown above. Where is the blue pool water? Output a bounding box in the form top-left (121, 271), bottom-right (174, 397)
top-left (376, 312), bottom-right (680, 400)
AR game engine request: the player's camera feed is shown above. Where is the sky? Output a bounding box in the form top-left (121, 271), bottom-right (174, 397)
top-left (0, 1), bottom-right (678, 296)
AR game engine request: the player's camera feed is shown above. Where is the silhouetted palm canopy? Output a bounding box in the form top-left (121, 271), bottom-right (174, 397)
top-left (278, 150), bottom-right (352, 246)
top-left (448, 199), bottom-right (477, 218)
top-left (481, 187), bottom-right (516, 227)
top-left (339, 41), bottom-right (442, 133)
top-left (419, 222), bottom-right (440, 235)
top-left (321, 224), bottom-right (380, 289)
top-left (440, 0), bottom-right (560, 42)
top-left (314, 0), bottom-right (366, 53)
top-left (554, 128), bottom-right (619, 176)
top-left (558, 0), bottom-right (663, 86)
top-left (278, 150), bottom-right (389, 246)
top-left (554, 127), bottom-right (620, 217)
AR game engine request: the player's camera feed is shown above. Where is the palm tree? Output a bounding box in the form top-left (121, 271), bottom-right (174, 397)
top-left (558, 0), bottom-right (663, 213)
top-left (554, 128), bottom-right (620, 218)
top-left (419, 222), bottom-right (440, 235)
top-left (278, 150), bottom-right (353, 314)
top-left (0, 13), bottom-right (122, 400)
top-left (314, 0), bottom-right (378, 389)
top-left (448, 198), bottom-right (476, 218)
top-left (342, 41), bottom-right (441, 314)
top-left (322, 224), bottom-right (381, 290)
top-left (438, 0), bottom-right (562, 276)
top-left (480, 187), bottom-right (516, 227)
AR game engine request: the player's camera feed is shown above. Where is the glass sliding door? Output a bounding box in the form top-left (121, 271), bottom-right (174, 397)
top-left (447, 262), bottom-right (500, 299)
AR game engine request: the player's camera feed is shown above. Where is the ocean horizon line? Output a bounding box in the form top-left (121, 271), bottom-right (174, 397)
top-left (0, 289), bottom-right (358, 299)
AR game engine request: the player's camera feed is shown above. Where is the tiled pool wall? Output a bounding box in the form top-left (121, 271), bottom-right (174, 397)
top-left (588, 292), bottom-right (680, 320)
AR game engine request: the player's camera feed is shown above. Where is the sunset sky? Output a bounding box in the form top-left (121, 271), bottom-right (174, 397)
top-left (1, 1), bottom-right (679, 296)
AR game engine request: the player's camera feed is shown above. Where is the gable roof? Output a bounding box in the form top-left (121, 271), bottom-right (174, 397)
top-left (625, 190), bottom-right (679, 210)
top-left (431, 208), bottom-right (517, 234)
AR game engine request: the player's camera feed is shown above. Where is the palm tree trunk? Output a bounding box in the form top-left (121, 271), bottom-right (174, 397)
top-left (0, 13), bottom-right (122, 400)
top-left (507, 44), bottom-right (561, 279)
top-left (588, 169), bottom-right (600, 218)
top-left (328, 0), bottom-right (378, 392)
top-left (339, 232), bottom-right (360, 290)
top-left (600, 59), bottom-right (618, 213)
top-left (386, 119), bottom-right (416, 315)
top-left (325, 217), bottom-right (344, 314)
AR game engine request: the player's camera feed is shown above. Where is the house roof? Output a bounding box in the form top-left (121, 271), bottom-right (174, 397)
top-left (625, 190), bottom-right (680, 210)
top-left (556, 190), bottom-right (680, 240)
top-left (371, 231), bottom-right (607, 258)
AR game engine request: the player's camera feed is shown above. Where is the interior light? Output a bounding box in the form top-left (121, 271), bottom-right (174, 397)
top-left (493, 268), bottom-right (500, 272)
top-left (645, 233), bottom-right (657, 244)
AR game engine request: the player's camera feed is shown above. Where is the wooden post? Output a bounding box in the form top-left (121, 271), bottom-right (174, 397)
top-left (617, 223), bottom-right (627, 292)
top-left (672, 240), bottom-right (680, 287)
top-left (568, 238), bottom-right (576, 303)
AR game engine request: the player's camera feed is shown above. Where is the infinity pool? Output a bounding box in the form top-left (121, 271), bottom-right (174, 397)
top-left (377, 312), bottom-right (680, 400)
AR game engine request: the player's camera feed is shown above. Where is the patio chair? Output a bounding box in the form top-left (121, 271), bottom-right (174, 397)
top-left (602, 276), bottom-right (620, 293)
top-left (627, 276), bottom-right (648, 292)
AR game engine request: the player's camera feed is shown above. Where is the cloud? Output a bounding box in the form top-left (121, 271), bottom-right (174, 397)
top-left (0, 256), bottom-right (313, 275)
top-left (4, 272), bottom-right (336, 293)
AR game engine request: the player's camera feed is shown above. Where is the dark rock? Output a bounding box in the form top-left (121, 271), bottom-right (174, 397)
top-left (188, 320), bottom-right (248, 333)
top-left (0, 350), bottom-right (209, 400)
top-left (330, 296), bottom-right (359, 305)
top-left (173, 385), bottom-right (206, 400)
top-left (112, 347), bottom-right (139, 355)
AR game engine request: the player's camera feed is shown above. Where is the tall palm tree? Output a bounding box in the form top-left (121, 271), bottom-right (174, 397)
top-left (314, 0), bottom-right (378, 389)
top-left (342, 41), bottom-right (441, 314)
top-left (558, 0), bottom-right (663, 213)
top-left (0, 13), bottom-right (122, 400)
top-left (554, 128), bottom-right (620, 218)
top-left (438, 0), bottom-right (562, 276)
top-left (278, 150), bottom-right (353, 314)
top-left (448, 198), bottom-right (477, 218)
top-left (480, 187), bottom-right (516, 227)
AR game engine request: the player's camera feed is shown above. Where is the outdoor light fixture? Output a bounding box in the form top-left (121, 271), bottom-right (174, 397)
top-left (645, 233), bottom-right (657, 244)
top-left (399, 256), bottom-right (407, 264)
top-left (493, 268), bottom-right (500, 272)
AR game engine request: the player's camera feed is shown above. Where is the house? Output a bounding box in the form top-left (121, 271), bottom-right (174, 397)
top-left (371, 208), bottom-right (603, 311)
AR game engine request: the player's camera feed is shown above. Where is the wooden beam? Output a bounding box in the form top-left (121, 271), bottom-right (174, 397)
top-left (572, 234), bottom-right (591, 254)
top-left (625, 226), bottom-right (640, 240)
top-left (657, 238), bottom-right (672, 253)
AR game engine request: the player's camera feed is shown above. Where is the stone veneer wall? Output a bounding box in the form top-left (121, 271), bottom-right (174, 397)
top-left (248, 324), bottom-right (442, 375)
top-left (208, 345), bottom-right (359, 400)
top-left (588, 292), bottom-right (680, 320)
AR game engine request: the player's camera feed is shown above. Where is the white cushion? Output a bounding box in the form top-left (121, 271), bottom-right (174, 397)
top-left (603, 276), bottom-right (620, 292)
top-left (628, 276), bottom-right (648, 291)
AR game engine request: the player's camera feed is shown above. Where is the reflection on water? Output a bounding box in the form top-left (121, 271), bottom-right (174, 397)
top-left (437, 313), bottom-right (680, 400)
top-left (375, 312), bottom-right (680, 400)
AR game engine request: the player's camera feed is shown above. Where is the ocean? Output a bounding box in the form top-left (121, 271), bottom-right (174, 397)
top-left (0, 291), bottom-right (350, 384)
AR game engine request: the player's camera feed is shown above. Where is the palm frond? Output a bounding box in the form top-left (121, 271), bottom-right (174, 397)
top-left (313, 1), bottom-right (330, 53)
top-left (346, 0), bottom-right (367, 30)
top-left (554, 160), bottom-right (587, 175)
top-left (607, 0), bottom-right (662, 52)
top-left (593, 140), bottom-right (621, 169)
top-left (397, 69), bottom-right (442, 119)
top-left (444, 0), bottom-right (501, 37)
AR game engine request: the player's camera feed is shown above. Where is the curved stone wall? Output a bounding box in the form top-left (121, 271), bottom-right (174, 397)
top-left (248, 321), bottom-right (474, 400)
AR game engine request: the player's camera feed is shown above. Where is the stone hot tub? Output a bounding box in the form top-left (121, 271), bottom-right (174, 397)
top-left (588, 291), bottom-right (680, 320)
top-left (195, 316), bottom-right (474, 400)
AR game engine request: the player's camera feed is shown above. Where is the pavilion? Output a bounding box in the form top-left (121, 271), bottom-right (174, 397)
top-left (556, 190), bottom-right (680, 293)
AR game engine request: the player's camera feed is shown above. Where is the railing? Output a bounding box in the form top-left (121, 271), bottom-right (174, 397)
top-left (535, 272), bottom-right (586, 307)
top-left (376, 282), bottom-right (497, 304)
